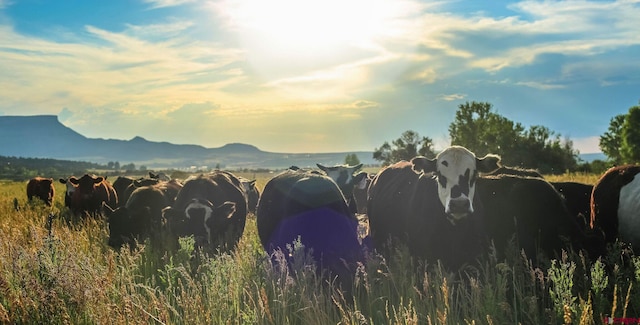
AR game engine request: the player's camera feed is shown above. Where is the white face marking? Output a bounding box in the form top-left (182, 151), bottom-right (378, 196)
top-left (185, 201), bottom-right (213, 244)
top-left (324, 168), bottom-right (353, 186)
top-left (434, 147), bottom-right (477, 220)
top-left (618, 173), bottom-right (640, 248)
top-left (65, 182), bottom-right (76, 197)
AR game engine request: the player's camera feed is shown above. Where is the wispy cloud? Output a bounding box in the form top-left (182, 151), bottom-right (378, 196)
top-left (142, 0), bottom-right (197, 9)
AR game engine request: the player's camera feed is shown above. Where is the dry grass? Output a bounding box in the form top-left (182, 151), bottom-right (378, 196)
top-left (1, 173), bottom-right (639, 324)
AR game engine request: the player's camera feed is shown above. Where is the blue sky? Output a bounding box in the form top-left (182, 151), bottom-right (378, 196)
top-left (0, 0), bottom-right (638, 154)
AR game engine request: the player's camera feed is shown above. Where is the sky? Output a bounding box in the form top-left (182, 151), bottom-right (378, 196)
top-left (0, 0), bottom-right (638, 154)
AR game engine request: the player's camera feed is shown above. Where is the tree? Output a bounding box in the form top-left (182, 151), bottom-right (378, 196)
top-left (449, 101), bottom-right (524, 157)
top-left (621, 105), bottom-right (640, 164)
top-left (448, 101), bottom-right (578, 174)
top-left (599, 114), bottom-right (625, 164)
top-left (373, 130), bottom-right (435, 166)
top-left (344, 153), bottom-right (361, 166)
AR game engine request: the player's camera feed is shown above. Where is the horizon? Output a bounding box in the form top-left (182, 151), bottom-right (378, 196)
top-left (1, 1), bottom-right (639, 154)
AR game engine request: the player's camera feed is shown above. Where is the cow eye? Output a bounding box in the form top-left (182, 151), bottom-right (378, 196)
top-left (441, 161), bottom-right (449, 167)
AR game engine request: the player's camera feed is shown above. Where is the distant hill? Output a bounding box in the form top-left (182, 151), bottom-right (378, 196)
top-left (0, 115), bottom-right (377, 169)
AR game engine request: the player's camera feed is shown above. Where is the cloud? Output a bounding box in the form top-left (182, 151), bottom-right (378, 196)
top-left (142, 0), bottom-right (197, 9)
top-left (572, 136), bottom-right (601, 154)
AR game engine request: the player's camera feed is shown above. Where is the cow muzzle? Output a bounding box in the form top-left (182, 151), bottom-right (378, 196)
top-left (445, 197), bottom-right (472, 225)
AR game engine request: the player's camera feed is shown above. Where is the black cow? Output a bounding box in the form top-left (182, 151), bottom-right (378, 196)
top-left (103, 185), bottom-right (168, 250)
top-left (590, 165), bottom-right (640, 251)
top-left (353, 173), bottom-right (375, 214)
top-left (162, 172), bottom-right (247, 253)
top-left (316, 163), bottom-right (368, 214)
top-left (257, 169), bottom-right (364, 285)
top-left (476, 175), bottom-right (601, 260)
top-left (367, 146), bottom-right (501, 268)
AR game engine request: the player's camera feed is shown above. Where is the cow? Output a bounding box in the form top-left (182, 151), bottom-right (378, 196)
top-left (26, 177), bottom-right (55, 206)
top-left (59, 177), bottom-right (77, 208)
top-left (256, 168), bottom-right (364, 286)
top-left (162, 172), bottom-right (247, 253)
top-left (367, 146), bottom-right (501, 269)
top-left (149, 171), bottom-right (172, 182)
top-left (66, 174), bottom-right (118, 216)
top-left (590, 165), bottom-right (640, 251)
top-left (476, 175), bottom-right (602, 261)
top-left (238, 176), bottom-right (261, 213)
top-left (120, 177), bottom-right (161, 207)
top-left (112, 176), bottom-right (135, 207)
top-left (316, 163), bottom-right (368, 214)
top-left (353, 173), bottom-right (375, 215)
top-left (103, 185), bottom-right (168, 250)
top-left (551, 181), bottom-right (594, 226)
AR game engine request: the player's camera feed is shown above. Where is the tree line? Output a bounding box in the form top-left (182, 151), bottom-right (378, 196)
top-left (372, 101), bottom-right (640, 174)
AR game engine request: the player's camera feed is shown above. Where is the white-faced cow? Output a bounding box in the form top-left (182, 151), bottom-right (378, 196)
top-left (353, 173), bottom-right (375, 215)
top-left (238, 176), bottom-right (260, 213)
top-left (162, 172), bottom-right (247, 253)
top-left (316, 163), bottom-right (368, 214)
top-left (104, 185), bottom-right (168, 250)
top-left (59, 177), bottom-right (77, 208)
top-left (27, 177), bottom-right (55, 206)
top-left (590, 165), bottom-right (640, 251)
top-left (257, 169), bottom-right (364, 286)
top-left (367, 146), bottom-right (501, 268)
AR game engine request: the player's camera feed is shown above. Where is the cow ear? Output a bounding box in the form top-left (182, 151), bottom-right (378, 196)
top-left (59, 178), bottom-right (67, 184)
top-left (476, 154), bottom-right (502, 173)
top-left (215, 202), bottom-right (236, 219)
top-left (352, 163), bottom-right (363, 171)
top-left (316, 163), bottom-right (328, 172)
top-left (411, 156), bottom-right (437, 173)
top-left (69, 177), bottom-right (79, 185)
top-left (94, 176), bottom-right (104, 184)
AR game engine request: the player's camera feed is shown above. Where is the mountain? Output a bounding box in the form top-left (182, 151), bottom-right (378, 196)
top-left (0, 115), bottom-right (377, 169)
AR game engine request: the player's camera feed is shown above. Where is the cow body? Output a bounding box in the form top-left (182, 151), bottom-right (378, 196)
top-left (367, 146), bottom-right (501, 268)
top-left (476, 175), bottom-right (595, 260)
top-left (104, 185), bottom-right (168, 249)
top-left (591, 165), bottom-right (640, 250)
top-left (26, 177), bottom-right (55, 206)
top-left (257, 169), bottom-right (364, 284)
top-left (162, 172), bottom-right (247, 253)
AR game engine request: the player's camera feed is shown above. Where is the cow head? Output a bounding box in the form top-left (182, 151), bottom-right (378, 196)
top-left (59, 177), bottom-right (77, 199)
top-left (412, 146), bottom-right (500, 224)
top-left (317, 163), bottom-right (363, 187)
top-left (69, 174), bottom-right (104, 198)
top-left (174, 198), bottom-right (236, 247)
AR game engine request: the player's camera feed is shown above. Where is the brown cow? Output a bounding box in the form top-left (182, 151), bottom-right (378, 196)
top-left (27, 177), bottom-right (55, 206)
top-left (68, 174), bottom-right (118, 216)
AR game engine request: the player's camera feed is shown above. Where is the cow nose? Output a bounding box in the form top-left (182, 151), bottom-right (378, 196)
top-left (448, 198), bottom-right (471, 216)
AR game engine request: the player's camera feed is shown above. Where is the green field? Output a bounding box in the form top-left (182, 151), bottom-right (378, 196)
top-left (1, 172), bottom-right (639, 324)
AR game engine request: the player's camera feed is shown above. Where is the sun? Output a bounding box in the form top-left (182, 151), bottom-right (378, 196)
top-left (219, 0), bottom-right (416, 81)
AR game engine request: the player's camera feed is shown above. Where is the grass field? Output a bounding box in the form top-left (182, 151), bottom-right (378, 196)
top-left (1, 172), bottom-right (639, 324)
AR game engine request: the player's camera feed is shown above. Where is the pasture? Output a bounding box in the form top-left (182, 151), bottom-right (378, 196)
top-left (1, 172), bottom-right (639, 324)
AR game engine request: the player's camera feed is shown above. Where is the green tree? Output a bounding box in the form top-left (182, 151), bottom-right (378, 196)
top-left (599, 114), bottom-right (625, 164)
top-left (344, 153), bottom-right (361, 166)
top-left (449, 101), bottom-right (524, 157)
top-left (373, 130), bottom-right (435, 166)
top-left (448, 101), bottom-right (578, 174)
top-left (621, 105), bottom-right (640, 164)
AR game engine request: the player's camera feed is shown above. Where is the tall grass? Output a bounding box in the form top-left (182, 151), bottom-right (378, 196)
top-left (1, 176), bottom-right (639, 324)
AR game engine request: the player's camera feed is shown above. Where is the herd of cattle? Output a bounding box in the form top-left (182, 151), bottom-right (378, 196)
top-left (23, 146), bottom-right (640, 283)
